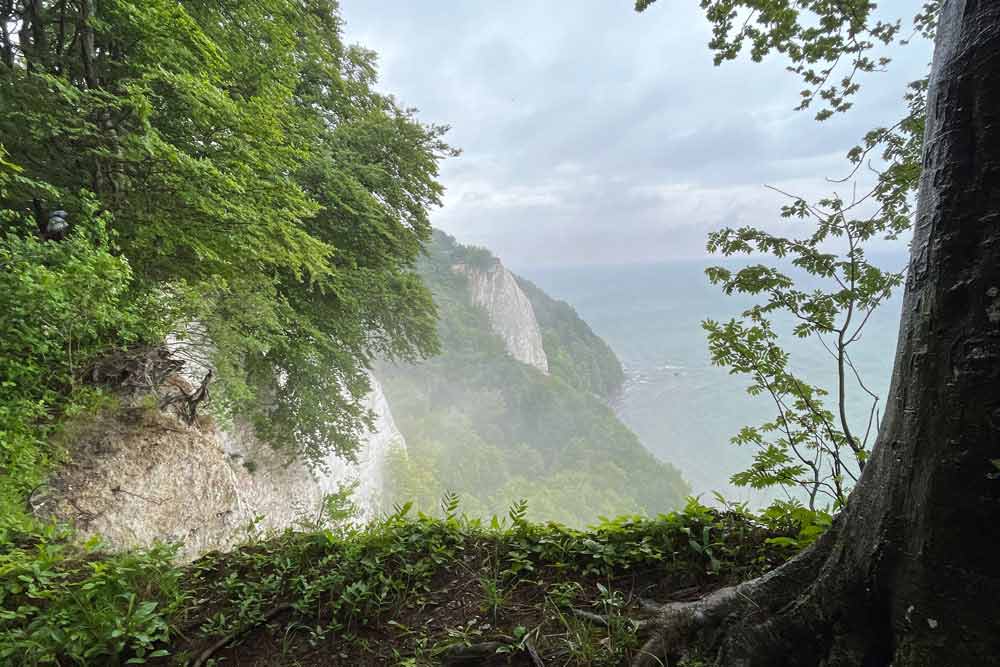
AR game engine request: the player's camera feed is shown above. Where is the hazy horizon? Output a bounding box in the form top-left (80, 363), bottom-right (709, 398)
top-left (523, 258), bottom-right (904, 505)
top-left (502, 245), bottom-right (913, 274)
top-left (341, 0), bottom-right (931, 268)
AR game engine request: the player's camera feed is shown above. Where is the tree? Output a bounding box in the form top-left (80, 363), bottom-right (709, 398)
top-left (689, 0), bottom-right (935, 510)
top-left (0, 1), bottom-right (452, 475)
top-left (627, 1), bottom-right (1000, 664)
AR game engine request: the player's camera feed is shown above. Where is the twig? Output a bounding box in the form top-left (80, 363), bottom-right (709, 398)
top-left (735, 587), bottom-right (761, 610)
top-left (110, 485), bottom-right (166, 506)
top-left (441, 641), bottom-right (505, 665)
top-left (192, 603), bottom-right (293, 667)
top-left (525, 637), bottom-right (545, 667)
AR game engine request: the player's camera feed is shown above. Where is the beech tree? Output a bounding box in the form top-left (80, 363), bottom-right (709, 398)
top-left (0, 1), bottom-right (452, 488)
top-left (627, 1), bottom-right (1000, 664)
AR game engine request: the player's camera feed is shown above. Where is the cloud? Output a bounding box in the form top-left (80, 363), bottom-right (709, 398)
top-left (340, 0), bottom-right (932, 267)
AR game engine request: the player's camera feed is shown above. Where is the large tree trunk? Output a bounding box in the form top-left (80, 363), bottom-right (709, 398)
top-left (638, 2), bottom-right (1000, 664)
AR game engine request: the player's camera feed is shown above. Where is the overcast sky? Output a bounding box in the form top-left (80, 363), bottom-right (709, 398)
top-left (339, 1), bottom-right (933, 269)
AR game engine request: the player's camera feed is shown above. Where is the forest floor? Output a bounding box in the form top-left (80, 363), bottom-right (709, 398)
top-left (3, 499), bottom-right (813, 666)
top-left (155, 503), bottom-right (801, 667)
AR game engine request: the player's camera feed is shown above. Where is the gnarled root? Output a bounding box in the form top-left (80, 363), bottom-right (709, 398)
top-left (632, 585), bottom-right (742, 667)
top-left (632, 525), bottom-right (842, 667)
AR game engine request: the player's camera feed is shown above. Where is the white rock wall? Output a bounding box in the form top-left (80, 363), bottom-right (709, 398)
top-left (458, 259), bottom-right (549, 374)
top-left (39, 373), bottom-right (405, 561)
top-left (219, 372), bottom-right (404, 528)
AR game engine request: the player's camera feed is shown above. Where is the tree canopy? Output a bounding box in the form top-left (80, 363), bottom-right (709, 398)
top-left (634, 0), bottom-right (939, 508)
top-left (0, 0), bottom-right (453, 526)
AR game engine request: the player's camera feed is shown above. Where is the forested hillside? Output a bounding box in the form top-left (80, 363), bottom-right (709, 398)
top-left (516, 274), bottom-right (625, 401)
top-left (5, 0), bottom-right (994, 664)
top-left (378, 232), bottom-right (689, 525)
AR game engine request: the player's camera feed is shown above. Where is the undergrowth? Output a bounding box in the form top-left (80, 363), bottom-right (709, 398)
top-left (1, 497), bottom-right (824, 666)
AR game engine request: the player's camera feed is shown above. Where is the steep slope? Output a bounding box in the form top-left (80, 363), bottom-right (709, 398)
top-left (455, 259), bottom-right (550, 373)
top-left (36, 371), bottom-right (405, 560)
top-left (378, 231), bottom-right (689, 525)
top-left (516, 275), bottom-right (625, 400)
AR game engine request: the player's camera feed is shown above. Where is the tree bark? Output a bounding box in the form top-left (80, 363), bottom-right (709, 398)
top-left (79, 0), bottom-right (97, 88)
top-left (1, 1), bottom-right (16, 69)
top-left (639, 1), bottom-right (1000, 664)
top-left (874, 0), bottom-right (1000, 659)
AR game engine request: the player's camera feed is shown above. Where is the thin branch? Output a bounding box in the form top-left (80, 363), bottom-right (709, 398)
top-left (192, 604), bottom-right (294, 667)
top-left (844, 350), bottom-right (880, 403)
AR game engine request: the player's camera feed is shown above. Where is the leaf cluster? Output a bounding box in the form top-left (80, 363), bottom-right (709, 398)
top-left (0, 527), bottom-right (184, 666)
top-left (0, 201), bottom-right (152, 533)
top-left (0, 1), bottom-right (453, 481)
top-left (636, 0), bottom-right (936, 121)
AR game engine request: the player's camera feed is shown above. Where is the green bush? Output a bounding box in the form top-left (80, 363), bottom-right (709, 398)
top-left (0, 199), bottom-right (150, 535)
top-left (0, 527), bottom-right (183, 666)
top-left (0, 496), bottom-right (813, 665)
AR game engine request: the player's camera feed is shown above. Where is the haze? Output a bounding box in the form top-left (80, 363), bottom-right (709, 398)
top-left (340, 0), bottom-right (932, 269)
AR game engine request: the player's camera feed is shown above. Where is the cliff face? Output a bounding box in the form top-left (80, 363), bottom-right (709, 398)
top-left (377, 230), bottom-right (691, 526)
top-left (38, 373), bottom-right (405, 561)
top-left (514, 275), bottom-right (625, 401)
top-left (218, 373), bottom-right (405, 526)
top-left (457, 259), bottom-right (549, 373)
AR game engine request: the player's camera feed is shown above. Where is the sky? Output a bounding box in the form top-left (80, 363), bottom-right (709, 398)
top-left (339, 1), bottom-right (934, 270)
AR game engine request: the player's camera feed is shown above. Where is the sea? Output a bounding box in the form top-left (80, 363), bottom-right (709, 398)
top-left (522, 254), bottom-right (908, 508)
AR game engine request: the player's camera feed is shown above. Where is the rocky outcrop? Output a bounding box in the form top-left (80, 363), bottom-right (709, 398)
top-left (218, 373), bottom-right (404, 528)
top-left (456, 258), bottom-right (549, 373)
top-left (37, 373), bottom-right (405, 561)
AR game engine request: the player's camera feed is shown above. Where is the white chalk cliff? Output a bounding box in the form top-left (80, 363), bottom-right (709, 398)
top-left (38, 372), bottom-right (405, 561)
top-left (456, 258), bottom-right (549, 374)
top-left (36, 253), bottom-right (548, 559)
top-left (218, 372), bottom-right (405, 529)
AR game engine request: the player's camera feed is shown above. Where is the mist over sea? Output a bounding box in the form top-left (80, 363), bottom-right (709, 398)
top-left (522, 255), bottom-right (907, 508)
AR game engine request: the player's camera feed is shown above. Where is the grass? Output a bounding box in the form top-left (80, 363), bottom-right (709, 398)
top-left (1, 497), bottom-right (815, 666)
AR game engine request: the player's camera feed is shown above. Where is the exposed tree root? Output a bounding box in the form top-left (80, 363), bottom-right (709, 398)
top-left (443, 636), bottom-right (548, 666)
top-left (630, 524), bottom-right (841, 667)
top-left (442, 641), bottom-right (506, 665)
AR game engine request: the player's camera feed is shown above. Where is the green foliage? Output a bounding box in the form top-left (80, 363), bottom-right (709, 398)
top-left (0, 0), bottom-right (451, 474)
top-left (702, 185), bottom-right (909, 508)
top-left (0, 528), bottom-right (184, 666)
top-left (760, 499), bottom-right (834, 551)
top-left (635, 0), bottom-right (937, 121)
top-left (0, 1), bottom-right (453, 537)
top-left (293, 482), bottom-right (362, 533)
top-left (0, 201), bottom-right (149, 534)
top-left (1, 499), bottom-right (804, 665)
top-left (516, 275), bottom-right (626, 400)
top-left (379, 231), bottom-right (688, 526)
top-left (450, 243), bottom-right (497, 270)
